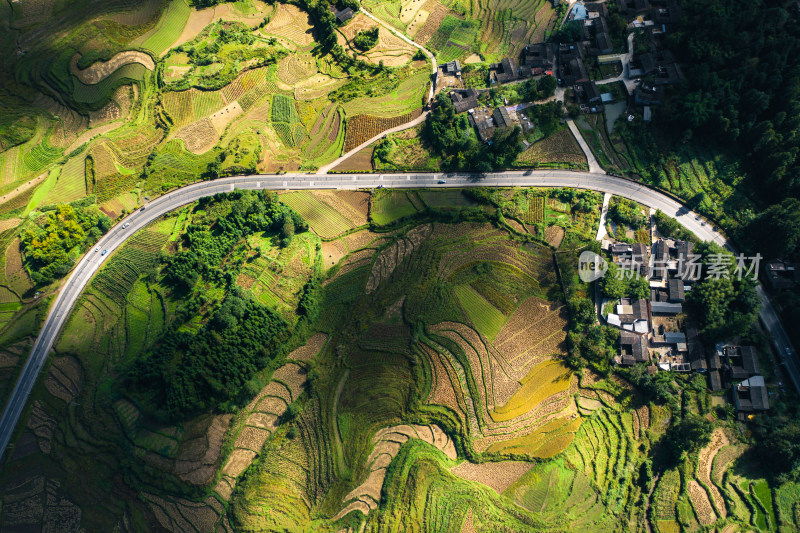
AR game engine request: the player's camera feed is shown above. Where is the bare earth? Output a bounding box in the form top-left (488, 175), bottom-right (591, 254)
top-left (70, 52), bottom-right (155, 85)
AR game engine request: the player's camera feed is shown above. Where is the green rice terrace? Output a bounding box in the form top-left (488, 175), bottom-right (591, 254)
top-left (0, 0), bottom-right (799, 531)
top-left (0, 186), bottom-right (795, 532)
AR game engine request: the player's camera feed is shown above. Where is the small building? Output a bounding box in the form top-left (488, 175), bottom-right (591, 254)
top-left (634, 83), bottom-right (665, 106)
top-left (667, 278), bottom-right (685, 302)
top-left (764, 259), bottom-right (799, 290)
top-left (523, 43), bottom-right (555, 70)
top-left (492, 106), bottom-right (516, 129)
top-left (709, 370), bottom-right (723, 391)
top-left (724, 345), bottom-right (760, 381)
top-left (469, 106), bottom-right (496, 142)
top-left (620, 331), bottom-right (650, 365)
top-left (651, 301), bottom-right (682, 315)
top-left (608, 297), bottom-right (649, 334)
top-left (733, 375), bottom-right (770, 413)
top-left (450, 88), bottom-right (480, 113)
top-left (571, 3), bottom-right (588, 20)
top-left (580, 81), bottom-right (602, 104)
top-left (442, 60), bottom-right (462, 77)
top-left (493, 57), bottom-right (519, 84)
top-left (586, 2), bottom-right (609, 18)
top-left (331, 6), bottom-right (355, 23)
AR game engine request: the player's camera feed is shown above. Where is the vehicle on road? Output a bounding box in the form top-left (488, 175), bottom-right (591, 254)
top-left (438, 179), bottom-right (447, 184)
top-left (95, 247), bottom-right (99, 252)
top-left (122, 223), bottom-right (130, 229)
top-left (101, 250), bottom-right (108, 256)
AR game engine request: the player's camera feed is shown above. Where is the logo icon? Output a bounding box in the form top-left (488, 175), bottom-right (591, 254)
top-left (578, 251), bottom-right (607, 283)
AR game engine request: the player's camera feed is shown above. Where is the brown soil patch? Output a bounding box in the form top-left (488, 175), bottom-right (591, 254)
top-left (545, 225), bottom-right (565, 247)
top-left (343, 229), bottom-right (382, 252)
top-left (288, 333), bottom-right (328, 362)
top-left (173, 414), bottom-right (232, 486)
top-left (321, 239), bottom-right (348, 271)
top-left (222, 448), bottom-right (257, 477)
top-left (451, 460), bottom-right (534, 494)
top-left (209, 101), bottom-right (243, 132)
top-left (331, 145), bottom-right (373, 172)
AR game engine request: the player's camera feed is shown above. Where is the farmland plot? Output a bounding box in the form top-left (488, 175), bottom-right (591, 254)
top-left (279, 191), bottom-right (358, 238)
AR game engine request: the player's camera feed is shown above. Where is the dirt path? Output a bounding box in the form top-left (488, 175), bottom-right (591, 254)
top-left (70, 51), bottom-right (155, 85)
top-left (316, 111), bottom-right (429, 174)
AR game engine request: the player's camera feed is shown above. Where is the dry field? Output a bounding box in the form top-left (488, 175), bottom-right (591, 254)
top-left (331, 145), bottom-right (374, 172)
top-left (321, 239), bottom-right (348, 271)
top-left (697, 428), bottom-right (729, 517)
top-left (450, 460), bottom-right (534, 494)
top-left (544, 225), bottom-right (565, 247)
top-left (262, 4), bottom-right (315, 47)
top-left (69, 51), bottom-right (155, 84)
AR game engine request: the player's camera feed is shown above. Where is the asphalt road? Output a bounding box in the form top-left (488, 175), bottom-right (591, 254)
top-left (0, 170), bottom-right (795, 459)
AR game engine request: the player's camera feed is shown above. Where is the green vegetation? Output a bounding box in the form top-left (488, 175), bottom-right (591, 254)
top-left (352, 27), bottom-right (379, 52)
top-left (20, 204), bottom-right (111, 286)
top-left (164, 21), bottom-right (288, 90)
top-left (423, 92), bottom-right (524, 171)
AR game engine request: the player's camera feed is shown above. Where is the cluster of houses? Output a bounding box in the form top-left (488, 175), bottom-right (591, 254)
top-left (436, 62), bottom-right (534, 143)
top-left (605, 238), bottom-right (770, 416)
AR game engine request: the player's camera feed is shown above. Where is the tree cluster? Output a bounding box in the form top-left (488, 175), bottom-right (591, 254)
top-left (664, 0), bottom-right (800, 199)
top-left (128, 289), bottom-right (290, 419)
top-left (20, 204), bottom-right (111, 286)
top-left (608, 197), bottom-right (647, 229)
top-left (687, 243), bottom-right (760, 342)
top-left (423, 93), bottom-right (524, 171)
top-left (353, 27), bottom-right (379, 52)
top-left (127, 191), bottom-right (312, 419)
top-left (600, 263), bottom-right (649, 300)
top-left (519, 75), bottom-right (557, 103)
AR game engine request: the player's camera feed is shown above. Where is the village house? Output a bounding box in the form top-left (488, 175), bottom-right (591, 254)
top-left (450, 88), bottom-right (480, 113)
top-left (331, 5), bottom-right (355, 23)
top-left (522, 43), bottom-right (555, 70)
top-left (763, 259), bottom-right (799, 290)
top-left (719, 344), bottom-right (761, 381)
top-left (468, 106), bottom-right (495, 142)
top-left (607, 297), bottom-right (649, 333)
top-left (490, 57), bottom-right (520, 84)
top-left (733, 375), bottom-right (770, 414)
top-left (619, 331), bottom-right (650, 365)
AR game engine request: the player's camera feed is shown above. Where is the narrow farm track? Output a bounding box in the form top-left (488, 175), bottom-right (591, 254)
top-left (0, 169), bottom-right (796, 459)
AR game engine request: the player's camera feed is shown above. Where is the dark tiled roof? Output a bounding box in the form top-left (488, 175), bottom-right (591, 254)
top-left (668, 278), bottom-right (685, 302)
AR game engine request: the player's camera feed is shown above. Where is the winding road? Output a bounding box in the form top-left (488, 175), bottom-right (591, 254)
top-left (0, 170), bottom-right (796, 459)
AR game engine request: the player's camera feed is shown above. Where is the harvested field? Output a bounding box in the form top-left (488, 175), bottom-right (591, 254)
top-left (174, 118), bottom-right (217, 154)
top-left (490, 360), bottom-right (572, 423)
top-left (344, 230), bottom-right (384, 252)
top-left (70, 51), bottom-right (155, 84)
top-left (450, 460), bottom-right (534, 494)
top-left (423, 345), bottom-right (465, 415)
top-left (697, 428), bottom-right (729, 518)
top-left (312, 191), bottom-right (369, 226)
top-left (344, 113), bottom-right (417, 153)
top-left (517, 128), bottom-right (587, 166)
top-left (545, 225), bottom-right (565, 247)
top-left (688, 480), bottom-right (716, 525)
top-left (321, 239), bottom-right (348, 271)
top-left (262, 4), bottom-right (315, 47)
top-left (280, 191), bottom-right (357, 238)
top-left (209, 101), bottom-right (243, 132)
top-left (414, 4), bottom-right (448, 45)
top-left (287, 333), bottom-right (328, 362)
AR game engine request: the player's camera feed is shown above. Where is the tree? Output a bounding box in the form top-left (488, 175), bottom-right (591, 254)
top-left (740, 197), bottom-right (800, 259)
top-left (664, 414), bottom-right (713, 462)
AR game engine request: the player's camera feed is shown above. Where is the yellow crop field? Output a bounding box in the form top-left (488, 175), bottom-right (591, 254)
top-left (490, 360), bottom-right (572, 422)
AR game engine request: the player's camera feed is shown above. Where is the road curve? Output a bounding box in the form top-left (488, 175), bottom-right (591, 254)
top-left (0, 170), bottom-right (795, 459)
